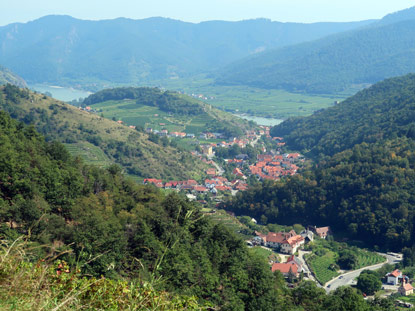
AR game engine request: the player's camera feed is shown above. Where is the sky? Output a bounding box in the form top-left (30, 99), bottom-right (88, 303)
top-left (0, 0), bottom-right (414, 26)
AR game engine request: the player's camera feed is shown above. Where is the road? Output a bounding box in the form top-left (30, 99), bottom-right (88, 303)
top-left (324, 253), bottom-right (402, 292)
top-left (210, 159), bottom-right (224, 176)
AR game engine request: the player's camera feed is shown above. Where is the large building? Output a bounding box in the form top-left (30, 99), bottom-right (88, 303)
top-left (254, 230), bottom-right (305, 254)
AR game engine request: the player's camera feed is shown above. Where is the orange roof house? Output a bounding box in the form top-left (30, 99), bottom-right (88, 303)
top-left (271, 262), bottom-right (298, 277)
top-left (399, 279), bottom-right (414, 296)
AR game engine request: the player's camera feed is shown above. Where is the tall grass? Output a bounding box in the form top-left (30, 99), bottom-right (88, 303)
top-left (0, 237), bottom-right (206, 311)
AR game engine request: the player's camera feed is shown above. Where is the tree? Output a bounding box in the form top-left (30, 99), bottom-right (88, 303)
top-left (356, 270), bottom-right (381, 295)
top-left (336, 250), bottom-right (358, 270)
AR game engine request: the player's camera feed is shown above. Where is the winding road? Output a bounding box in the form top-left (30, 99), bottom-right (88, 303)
top-left (324, 253), bottom-right (402, 292)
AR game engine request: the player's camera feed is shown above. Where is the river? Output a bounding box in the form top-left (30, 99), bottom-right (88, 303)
top-left (235, 114), bottom-right (284, 126)
top-left (29, 84), bottom-right (92, 102)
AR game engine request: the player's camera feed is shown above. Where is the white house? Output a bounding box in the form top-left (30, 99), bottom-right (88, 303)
top-left (387, 269), bottom-right (402, 285)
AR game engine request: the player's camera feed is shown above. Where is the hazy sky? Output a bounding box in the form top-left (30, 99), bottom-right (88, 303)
top-left (1, 0), bottom-right (414, 26)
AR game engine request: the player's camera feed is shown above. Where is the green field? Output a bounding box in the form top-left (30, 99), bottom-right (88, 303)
top-left (249, 246), bottom-right (280, 263)
top-left (355, 252), bottom-right (386, 269)
top-left (306, 239), bottom-right (385, 285)
top-left (307, 251), bottom-right (339, 284)
top-left (64, 142), bottom-right (112, 167)
top-left (148, 77), bottom-right (347, 119)
top-left (92, 99), bottom-right (236, 136)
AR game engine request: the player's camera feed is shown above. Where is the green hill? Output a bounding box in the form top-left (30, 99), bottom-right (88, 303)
top-left (84, 87), bottom-right (250, 138)
top-left (271, 74), bottom-right (415, 157)
top-left (0, 65), bottom-right (27, 88)
top-left (0, 106), bottom-right (394, 311)
top-left (224, 74), bottom-right (415, 251)
top-left (0, 85), bottom-right (208, 180)
top-left (0, 110), bottom-right (283, 310)
top-left (0, 15), bottom-right (373, 89)
top-left (217, 7), bottom-right (415, 94)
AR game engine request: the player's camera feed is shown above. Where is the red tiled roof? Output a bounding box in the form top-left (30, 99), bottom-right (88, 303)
top-left (193, 186), bottom-right (208, 192)
top-left (271, 262), bottom-right (298, 274)
top-left (403, 282), bottom-right (414, 291)
top-left (390, 269), bottom-right (402, 277)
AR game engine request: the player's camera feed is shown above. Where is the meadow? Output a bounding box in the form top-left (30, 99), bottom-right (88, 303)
top-left (306, 239), bottom-right (385, 285)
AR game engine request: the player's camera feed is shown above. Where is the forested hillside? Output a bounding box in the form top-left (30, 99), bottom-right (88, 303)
top-left (0, 110), bottom-right (396, 310)
top-left (217, 7), bottom-right (415, 94)
top-left (0, 65), bottom-right (27, 88)
top-left (0, 15), bottom-right (373, 88)
top-left (0, 85), bottom-right (207, 180)
top-left (271, 74), bottom-right (415, 157)
top-left (84, 87), bottom-right (205, 115)
top-left (84, 87), bottom-right (249, 137)
top-left (223, 74), bottom-right (415, 251)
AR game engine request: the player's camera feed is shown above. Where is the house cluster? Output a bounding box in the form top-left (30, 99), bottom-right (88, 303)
top-left (271, 255), bottom-right (309, 278)
top-left (253, 226), bottom-right (330, 255)
top-left (248, 153), bottom-right (302, 181)
top-left (79, 106), bottom-right (99, 114)
top-left (253, 230), bottom-right (306, 255)
top-left (145, 127), bottom-right (196, 138)
top-left (224, 152), bottom-right (302, 182)
top-left (143, 175), bottom-right (247, 195)
top-left (386, 269), bottom-right (414, 296)
top-left (199, 132), bottom-right (225, 140)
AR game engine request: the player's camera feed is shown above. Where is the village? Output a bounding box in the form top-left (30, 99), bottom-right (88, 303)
top-left (143, 125), bottom-right (304, 196)
top-left (239, 222), bottom-right (415, 307)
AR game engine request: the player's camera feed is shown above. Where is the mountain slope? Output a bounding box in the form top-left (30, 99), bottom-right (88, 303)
top-left (0, 110), bottom-right (284, 310)
top-left (271, 74), bottom-right (415, 157)
top-left (224, 74), bottom-right (415, 250)
top-left (84, 87), bottom-right (250, 137)
top-left (0, 107), bottom-right (394, 311)
top-left (0, 15), bottom-right (373, 88)
top-left (217, 7), bottom-right (415, 94)
top-left (0, 65), bottom-right (27, 88)
top-left (0, 85), bottom-right (208, 180)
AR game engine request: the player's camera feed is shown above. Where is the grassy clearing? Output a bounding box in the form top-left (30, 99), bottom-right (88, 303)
top-left (250, 246), bottom-right (272, 260)
top-left (64, 142), bottom-right (113, 167)
top-left (149, 77), bottom-right (347, 119)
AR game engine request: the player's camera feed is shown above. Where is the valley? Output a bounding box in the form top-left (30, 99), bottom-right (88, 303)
top-left (1, 4), bottom-right (415, 311)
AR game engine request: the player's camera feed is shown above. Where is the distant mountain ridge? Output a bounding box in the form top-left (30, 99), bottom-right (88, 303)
top-left (217, 7), bottom-right (415, 94)
top-left (0, 15), bottom-right (374, 89)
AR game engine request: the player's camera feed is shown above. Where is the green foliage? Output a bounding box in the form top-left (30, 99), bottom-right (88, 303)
top-left (337, 250), bottom-right (359, 270)
top-left (356, 270), bottom-right (382, 295)
top-left (272, 73), bottom-right (415, 157)
top-left (84, 87), bottom-right (250, 139)
top-left (0, 111), bottom-right (285, 309)
top-left (0, 239), bottom-right (207, 310)
top-left (84, 87), bottom-right (205, 116)
top-left (224, 137), bottom-right (415, 250)
top-left (0, 85), bottom-right (208, 180)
